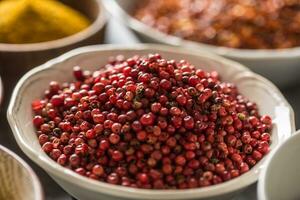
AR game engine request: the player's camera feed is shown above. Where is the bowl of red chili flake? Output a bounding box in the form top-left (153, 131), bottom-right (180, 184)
top-left (8, 44), bottom-right (295, 200)
top-left (105, 0), bottom-right (300, 87)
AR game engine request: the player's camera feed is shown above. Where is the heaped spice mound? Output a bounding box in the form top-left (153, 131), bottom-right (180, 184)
top-left (134, 0), bottom-right (300, 49)
top-left (32, 54), bottom-right (272, 189)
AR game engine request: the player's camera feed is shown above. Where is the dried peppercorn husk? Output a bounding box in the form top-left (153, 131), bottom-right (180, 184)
top-left (0, 0), bottom-right (91, 44)
top-left (134, 0), bottom-right (300, 49)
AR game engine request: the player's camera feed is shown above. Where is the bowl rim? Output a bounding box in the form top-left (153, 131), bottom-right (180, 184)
top-left (7, 44), bottom-right (295, 199)
top-left (258, 129), bottom-right (300, 200)
top-left (0, 0), bottom-right (106, 52)
top-left (0, 145), bottom-right (44, 200)
top-left (105, 0), bottom-right (300, 60)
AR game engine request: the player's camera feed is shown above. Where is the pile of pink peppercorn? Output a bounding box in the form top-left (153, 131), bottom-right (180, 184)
top-left (32, 54), bottom-right (272, 189)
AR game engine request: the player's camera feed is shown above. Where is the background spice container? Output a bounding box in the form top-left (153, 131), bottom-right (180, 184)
top-left (0, 0), bottom-right (92, 44)
top-left (0, 0), bottom-right (107, 107)
top-left (133, 0), bottom-right (300, 50)
top-left (104, 0), bottom-right (300, 88)
top-left (0, 145), bottom-right (43, 200)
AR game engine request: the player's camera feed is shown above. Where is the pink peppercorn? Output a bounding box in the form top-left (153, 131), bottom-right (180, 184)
top-left (32, 54), bottom-right (272, 190)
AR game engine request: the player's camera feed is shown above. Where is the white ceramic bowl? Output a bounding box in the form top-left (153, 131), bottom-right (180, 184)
top-left (258, 130), bottom-right (300, 200)
top-left (0, 145), bottom-right (43, 200)
top-left (7, 44), bottom-right (295, 200)
top-left (104, 0), bottom-right (300, 87)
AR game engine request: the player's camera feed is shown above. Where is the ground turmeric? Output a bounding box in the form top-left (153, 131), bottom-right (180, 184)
top-left (0, 0), bottom-right (91, 44)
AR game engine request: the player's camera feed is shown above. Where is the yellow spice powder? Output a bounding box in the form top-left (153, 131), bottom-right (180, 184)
top-left (0, 0), bottom-right (91, 44)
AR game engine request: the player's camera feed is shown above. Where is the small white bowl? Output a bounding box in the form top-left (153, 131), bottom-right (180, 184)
top-left (258, 130), bottom-right (300, 200)
top-left (7, 44), bottom-right (295, 200)
top-left (104, 0), bottom-right (300, 87)
top-left (0, 145), bottom-right (43, 200)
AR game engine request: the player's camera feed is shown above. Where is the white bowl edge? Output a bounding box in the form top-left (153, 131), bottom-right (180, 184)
top-left (0, 145), bottom-right (44, 200)
top-left (257, 129), bottom-right (300, 200)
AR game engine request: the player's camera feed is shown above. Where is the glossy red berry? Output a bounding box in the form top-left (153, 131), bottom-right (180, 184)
top-left (140, 113), bottom-right (155, 125)
top-left (92, 165), bottom-right (104, 176)
top-left (33, 115), bottom-right (44, 128)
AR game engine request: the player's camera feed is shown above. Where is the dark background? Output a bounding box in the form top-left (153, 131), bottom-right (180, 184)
top-left (0, 19), bottom-right (299, 200)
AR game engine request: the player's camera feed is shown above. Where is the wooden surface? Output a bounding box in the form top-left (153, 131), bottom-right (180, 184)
top-left (0, 18), bottom-right (299, 200)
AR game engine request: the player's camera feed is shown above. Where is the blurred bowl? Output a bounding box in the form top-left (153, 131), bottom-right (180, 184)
top-left (0, 145), bottom-right (43, 200)
top-left (258, 130), bottom-right (300, 200)
top-left (104, 0), bottom-right (300, 88)
top-left (7, 44), bottom-right (295, 200)
top-left (0, 0), bottom-right (106, 102)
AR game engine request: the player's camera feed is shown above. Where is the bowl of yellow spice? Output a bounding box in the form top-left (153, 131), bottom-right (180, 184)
top-left (0, 0), bottom-right (106, 102)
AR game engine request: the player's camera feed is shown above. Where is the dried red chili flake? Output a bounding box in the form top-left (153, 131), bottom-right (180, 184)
top-left (134, 0), bottom-right (300, 49)
top-left (32, 54), bottom-right (272, 189)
